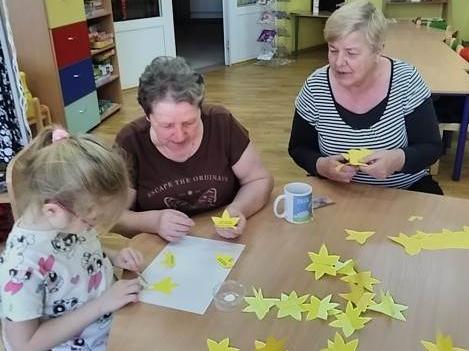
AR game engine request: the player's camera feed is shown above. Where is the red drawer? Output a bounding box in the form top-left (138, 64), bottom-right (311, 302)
top-left (51, 21), bottom-right (90, 69)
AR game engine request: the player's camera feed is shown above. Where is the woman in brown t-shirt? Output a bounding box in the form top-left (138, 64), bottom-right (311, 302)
top-left (115, 56), bottom-right (273, 241)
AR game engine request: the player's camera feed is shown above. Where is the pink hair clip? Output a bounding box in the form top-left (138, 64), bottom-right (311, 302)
top-left (52, 128), bottom-right (70, 143)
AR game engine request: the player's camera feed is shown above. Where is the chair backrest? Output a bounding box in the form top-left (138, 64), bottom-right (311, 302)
top-left (6, 145), bottom-right (32, 220)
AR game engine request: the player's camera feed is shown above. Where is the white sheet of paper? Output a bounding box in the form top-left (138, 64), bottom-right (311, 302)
top-left (139, 235), bottom-right (245, 314)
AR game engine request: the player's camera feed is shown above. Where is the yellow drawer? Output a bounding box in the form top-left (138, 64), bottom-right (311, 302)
top-left (45, 0), bottom-right (86, 29)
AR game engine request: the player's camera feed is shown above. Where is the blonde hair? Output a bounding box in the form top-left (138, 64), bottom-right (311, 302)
top-left (18, 126), bottom-right (129, 229)
top-left (324, 0), bottom-right (387, 52)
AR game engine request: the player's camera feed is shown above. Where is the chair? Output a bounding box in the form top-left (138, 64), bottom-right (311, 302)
top-left (430, 123), bottom-right (460, 175)
top-left (20, 72), bottom-right (52, 135)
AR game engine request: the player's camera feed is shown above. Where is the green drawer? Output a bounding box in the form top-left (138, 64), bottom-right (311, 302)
top-left (64, 91), bottom-right (100, 133)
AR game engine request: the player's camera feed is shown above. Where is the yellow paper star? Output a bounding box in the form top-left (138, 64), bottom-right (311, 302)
top-left (342, 148), bottom-right (373, 166)
top-left (339, 284), bottom-right (376, 313)
top-left (336, 259), bottom-right (357, 276)
top-left (276, 291), bottom-right (309, 321)
top-left (162, 251), bottom-right (175, 268)
top-left (421, 333), bottom-right (467, 351)
top-left (148, 277), bottom-right (178, 294)
top-left (344, 229), bottom-right (375, 245)
top-left (341, 271), bottom-right (380, 292)
top-left (207, 338), bottom-right (240, 351)
top-left (216, 254), bottom-right (234, 269)
top-left (329, 302), bottom-right (372, 337)
top-left (305, 244), bottom-right (341, 280)
top-left (368, 291), bottom-right (408, 321)
top-left (243, 287), bottom-right (279, 320)
top-left (302, 294), bottom-right (340, 320)
top-left (211, 210), bottom-right (239, 228)
top-left (255, 337), bottom-right (287, 351)
top-left (408, 215), bottom-right (424, 222)
top-left (321, 332), bottom-right (359, 351)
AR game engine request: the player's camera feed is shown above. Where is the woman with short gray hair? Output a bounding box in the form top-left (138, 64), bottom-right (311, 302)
top-left (115, 56), bottom-right (273, 241)
top-left (289, 0), bottom-right (443, 194)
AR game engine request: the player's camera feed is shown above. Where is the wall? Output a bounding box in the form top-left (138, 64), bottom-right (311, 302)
top-left (384, 3), bottom-right (444, 19)
top-left (446, 0), bottom-right (469, 41)
top-left (288, 0), bottom-right (326, 51)
top-left (190, 0), bottom-right (223, 19)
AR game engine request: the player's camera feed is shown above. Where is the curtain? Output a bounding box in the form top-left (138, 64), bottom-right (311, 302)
top-left (0, 0), bottom-right (29, 191)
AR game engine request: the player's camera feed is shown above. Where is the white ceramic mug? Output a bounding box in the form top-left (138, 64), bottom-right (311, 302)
top-left (273, 182), bottom-right (313, 224)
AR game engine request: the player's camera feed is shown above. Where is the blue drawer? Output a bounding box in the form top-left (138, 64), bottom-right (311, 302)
top-left (59, 58), bottom-right (95, 105)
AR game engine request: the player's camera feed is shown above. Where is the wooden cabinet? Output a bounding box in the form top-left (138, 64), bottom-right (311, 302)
top-left (6, 0), bottom-right (122, 134)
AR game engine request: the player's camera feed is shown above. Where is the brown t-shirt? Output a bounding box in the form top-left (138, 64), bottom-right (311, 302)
top-left (115, 105), bottom-right (250, 216)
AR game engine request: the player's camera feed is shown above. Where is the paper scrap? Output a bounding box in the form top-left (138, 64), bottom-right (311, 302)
top-left (207, 338), bottom-right (240, 351)
top-left (243, 287), bottom-right (279, 320)
top-left (254, 337), bottom-right (287, 351)
top-left (421, 332), bottom-right (467, 351)
top-left (321, 332), bottom-right (359, 351)
top-left (389, 227), bottom-right (469, 255)
top-left (329, 301), bottom-right (372, 337)
top-left (345, 229), bottom-right (375, 245)
top-left (408, 215), bottom-right (424, 222)
top-left (342, 148), bottom-right (373, 166)
top-left (211, 210), bottom-right (239, 228)
top-left (368, 291), bottom-right (407, 321)
top-left (276, 291), bottom-right (309, 321)
top-left (216, 254), bottom-right (234, 269)
top-left (162, 251), bottom-right (175, 268)
top-left (147, 277), bottom-right (178, 295)
top-left (305, 244), bottom-right (340, 280)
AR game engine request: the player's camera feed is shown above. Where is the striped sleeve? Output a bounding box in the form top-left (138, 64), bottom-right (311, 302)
top-left (403, 66), bottom-right (431, 116)
top-left (295, 70), bottom-right (322, 125)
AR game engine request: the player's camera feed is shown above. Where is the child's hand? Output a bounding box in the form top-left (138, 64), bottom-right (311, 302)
top-left (97, 279), bottom-right (141, 314)
top-left (112, 247), bottom-right (144, 272)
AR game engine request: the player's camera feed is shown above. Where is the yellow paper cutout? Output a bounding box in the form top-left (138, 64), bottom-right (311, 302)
top-left (321, 332), bottom-right (359, 351)
top-left (207, 338), bottom-right (240, 351)
top-left (345, 229), bottom-right (375, 245)
top-left (336, 259), bottom-right (357, 276)
top-left (339, 283), bottom-right (376, 313)
top-left (389, 227), bottom-right (469, 255)
top-left (342, 148), bottom-right (373, 166)
top-left (211, 210), bottom-right (240, 229)
top-left (421, 333), bottom-right (467, 351)
top-left (148, 277), bottom-right (178, 294)
top-left (341, 271), bottom-right (380, 292)
top-left (329, 302), bottom-right (372, 337)
top-left (276, 291), bottom-right (309, 321)
top-left (408, 215), bottom-right (424, 222)
top-left (216, 254), bottom-right (234, 269)
top-left (254, 337), bottom-right (287, 351)
top-left (301, 294), bottom-right (340, 321)
top-left (305, 244), bottom-right (341, 280)
top-left (367, 291), bottom-right (408, 321)
top-left (243, 287), bottom-right (279, 320)
top-left (162, 251), bottom-right (175, 268)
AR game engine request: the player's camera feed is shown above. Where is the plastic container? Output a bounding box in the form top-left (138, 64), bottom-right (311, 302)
top-left (213, 280), bottom-right (246, 312)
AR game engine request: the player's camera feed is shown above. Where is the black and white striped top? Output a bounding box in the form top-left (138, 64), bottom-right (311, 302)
top-left (295, 59), bottom-right (430, 189)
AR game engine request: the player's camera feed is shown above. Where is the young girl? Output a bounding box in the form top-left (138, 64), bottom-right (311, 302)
top-left (0, 127), bottom-right (144, 351)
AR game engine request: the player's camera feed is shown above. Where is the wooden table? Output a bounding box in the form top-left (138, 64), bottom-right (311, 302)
top-left (108, 179), bottom-right (469, 350)
top-left (386, 22), bottom-right (469, 180)
top-left (292, 11), bottom-right (331, 56)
